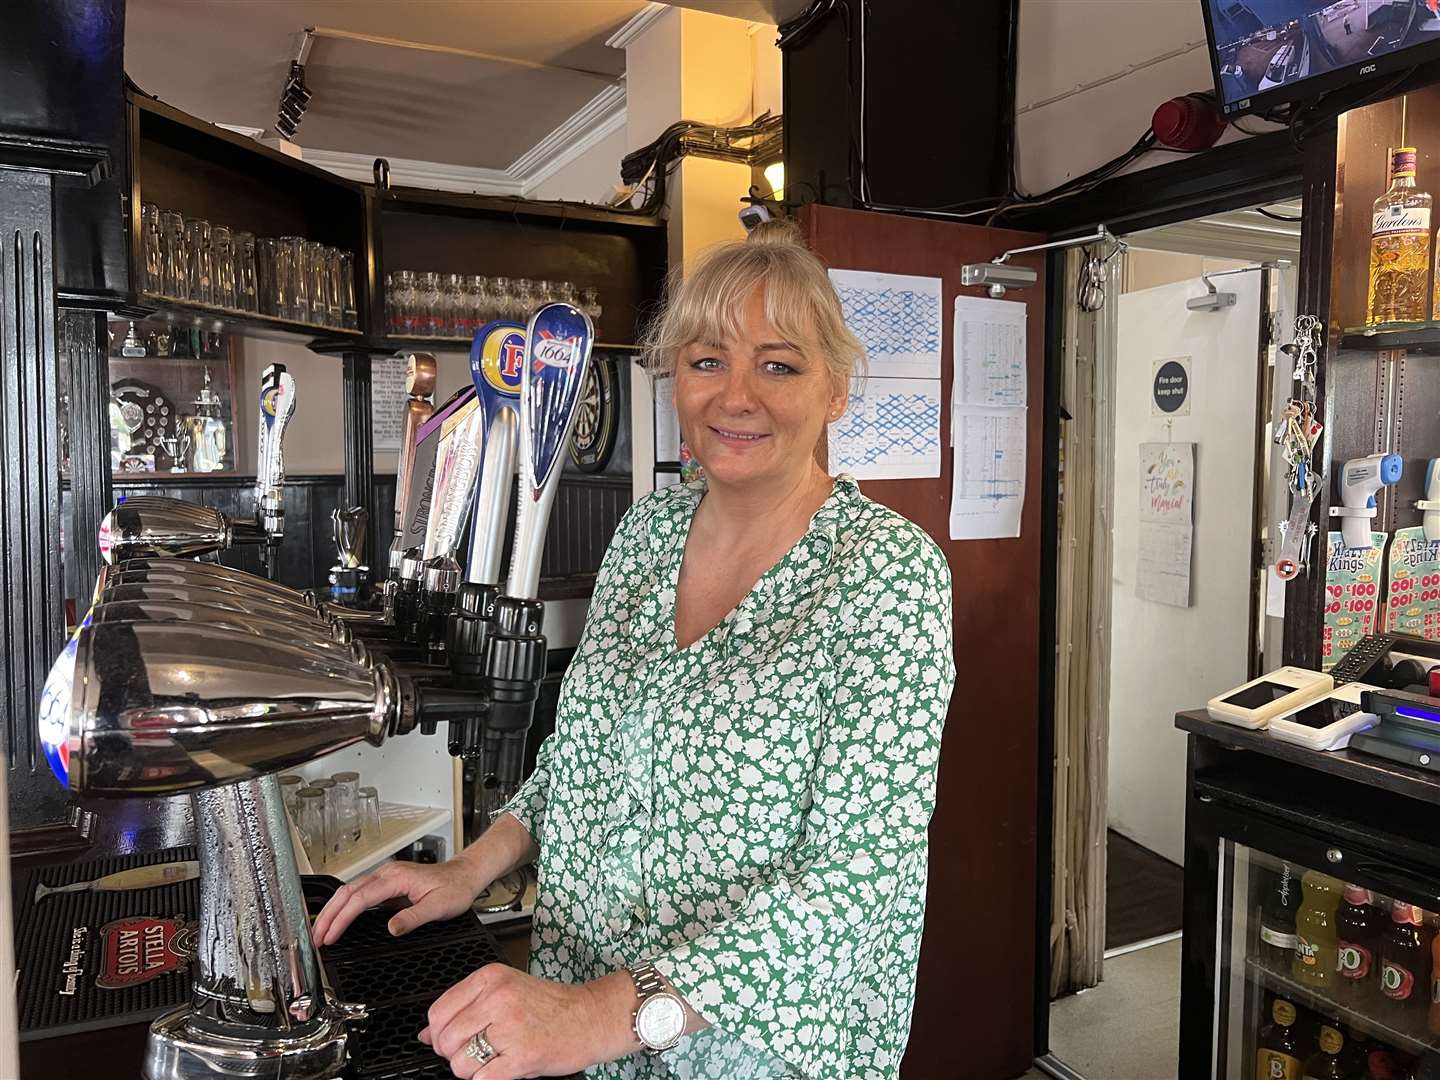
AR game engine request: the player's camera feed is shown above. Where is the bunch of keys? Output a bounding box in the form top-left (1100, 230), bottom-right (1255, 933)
top-left (1273, 398), bottom-right (1324, 580)
top-left (1279, 313), bottom-right (1321, 389)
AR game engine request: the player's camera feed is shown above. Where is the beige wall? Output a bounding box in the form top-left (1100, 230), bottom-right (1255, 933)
top-left (236, 340), bottom-right (472, 475)
top-left (527, 124), bottom-right (628, 204)
top-left (1018, 0), bottom-right (1269, 193)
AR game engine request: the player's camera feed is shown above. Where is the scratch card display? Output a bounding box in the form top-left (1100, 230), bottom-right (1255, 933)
top-left (1383, 526), bottom-right (1440, 640)
top-left (1323, 531), bottom-right (1389, 670)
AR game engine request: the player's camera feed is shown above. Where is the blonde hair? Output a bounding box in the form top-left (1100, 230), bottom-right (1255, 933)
top-left (640, 219), bottom-right (865, 389)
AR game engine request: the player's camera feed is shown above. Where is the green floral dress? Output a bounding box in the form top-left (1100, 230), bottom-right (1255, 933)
top-left (501, 475), bottom-right (955, 1079)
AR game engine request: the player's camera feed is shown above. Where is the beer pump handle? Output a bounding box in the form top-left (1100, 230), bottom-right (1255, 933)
top-left (423, 407), bottom-right (487, 565)
top-left (466, 409), bottom-right (518, 586)
top-left (466, 304), bottom-right (593, 792)
top-left (388, 354), bottom-right (437, 577)
top-left (255, 365), bottom-right (296, 578)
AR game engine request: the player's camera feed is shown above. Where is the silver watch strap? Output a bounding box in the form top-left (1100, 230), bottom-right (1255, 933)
top-left (628, 961), bottom-right (666, 998)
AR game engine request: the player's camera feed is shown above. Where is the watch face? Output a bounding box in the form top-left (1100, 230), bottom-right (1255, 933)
top-left (637, 993), bottom-right (687, 1049)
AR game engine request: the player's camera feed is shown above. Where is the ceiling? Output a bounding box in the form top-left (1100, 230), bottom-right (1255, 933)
top-left (662, 0), bottom-right (808, 19)
top-left (1125, 201), bottom-right (1304, 263)
top-left (125, 1), bottom-right (653, 170)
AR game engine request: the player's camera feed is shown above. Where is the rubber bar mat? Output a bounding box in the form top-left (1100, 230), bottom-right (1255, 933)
top-left (12, 847), bottom-right (200, 1040)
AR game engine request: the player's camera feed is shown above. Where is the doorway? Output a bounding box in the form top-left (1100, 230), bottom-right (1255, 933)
top-left (1041, 198), bottom-right (1302, 1080)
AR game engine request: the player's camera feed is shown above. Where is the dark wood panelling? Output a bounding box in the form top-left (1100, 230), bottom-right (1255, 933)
top-left (1, 171), bottom-right (70, 831)
top-left (802, 205), bottom-right (1044, 1080)
top-left (342, 351), bottom-right (377, 563)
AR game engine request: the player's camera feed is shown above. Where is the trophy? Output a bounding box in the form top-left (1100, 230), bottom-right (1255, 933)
top-left (180, 367), bottom-right (227, 473)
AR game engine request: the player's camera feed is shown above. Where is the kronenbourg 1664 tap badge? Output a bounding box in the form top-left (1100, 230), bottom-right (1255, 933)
top-left (39, 614), bottom-right (89, 787)
top-left (523, 303), bottom-right (594, 494)
top-left (471, 321), bottom-right (525, 400)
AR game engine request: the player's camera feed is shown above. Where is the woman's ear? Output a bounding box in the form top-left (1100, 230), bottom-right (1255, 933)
top-left (826, 376), bottom-right (849, 425)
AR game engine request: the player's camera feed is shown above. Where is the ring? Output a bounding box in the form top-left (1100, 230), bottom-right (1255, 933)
top-left (465, 1027), bottom-right (498, 1065)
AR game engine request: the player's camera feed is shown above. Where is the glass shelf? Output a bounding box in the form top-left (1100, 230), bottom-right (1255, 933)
top-left (1245, 955), bottom-right (1440, 1058)
top-left (140, 293), bottom-right (363, 344)
top-left (1340, 321), bottom-right (1440, 352)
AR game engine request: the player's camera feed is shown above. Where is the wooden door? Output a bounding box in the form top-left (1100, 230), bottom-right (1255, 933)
top-left (802, 205), bottom-right (1046, 1079)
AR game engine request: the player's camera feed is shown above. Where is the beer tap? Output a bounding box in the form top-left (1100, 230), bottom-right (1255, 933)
top-left (466, 305), bottom-right (593, 808)
top-left (384, 353), bottom-right (437, 583)
top-left (254, 363), bottom-right (297, 580)
top-left (35, 304), bottom-right (593, 1080)
top-left (38, 615), bottom-right (486, 1080)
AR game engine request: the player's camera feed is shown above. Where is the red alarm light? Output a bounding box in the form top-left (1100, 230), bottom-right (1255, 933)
top-left (1152, 93), bottom-right (1227, 151)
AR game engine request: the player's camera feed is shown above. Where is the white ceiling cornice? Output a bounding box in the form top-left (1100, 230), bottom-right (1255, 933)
top-left (606, 3), bottom-right (670, 49)
top-left (296, 80), bottom-right (626, 198)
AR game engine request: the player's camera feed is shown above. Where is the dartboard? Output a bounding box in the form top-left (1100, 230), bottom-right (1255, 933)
top-left (109, 378), bottom-right (176, 456)
top-left (569, 359), bottom-right (617, 473)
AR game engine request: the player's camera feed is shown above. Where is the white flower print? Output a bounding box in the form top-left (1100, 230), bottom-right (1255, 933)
top-left (501, 475), bottom-right (955, 1079)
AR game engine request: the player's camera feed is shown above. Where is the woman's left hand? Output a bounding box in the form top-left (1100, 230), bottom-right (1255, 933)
top-left (420, 963), bottom-right (630, 1078)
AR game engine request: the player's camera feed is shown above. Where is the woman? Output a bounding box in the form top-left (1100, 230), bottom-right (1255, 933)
top-left (313, 222), bottom-right (956, 1079)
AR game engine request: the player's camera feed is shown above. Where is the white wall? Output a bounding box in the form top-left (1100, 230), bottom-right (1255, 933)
top-left (527, 124), bottom-right (628, 203)
top-left (1106, 271), bottom-right (1262, 864)
top-left (1017, 0), bottom-right (1275, 193)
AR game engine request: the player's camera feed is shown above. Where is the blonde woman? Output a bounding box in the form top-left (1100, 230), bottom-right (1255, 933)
top-left (314, 222), bottom-right (956, 1079)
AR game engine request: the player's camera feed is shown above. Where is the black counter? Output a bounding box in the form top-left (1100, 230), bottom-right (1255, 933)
top-left (1176, 708), bottom-right (1440, 807)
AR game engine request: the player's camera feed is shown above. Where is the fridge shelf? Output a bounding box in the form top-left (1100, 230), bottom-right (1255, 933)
top-left (1245, 955), bottom-right (1440, 1057)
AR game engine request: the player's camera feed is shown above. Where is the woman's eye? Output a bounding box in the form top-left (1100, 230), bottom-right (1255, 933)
top-left (690, 356), bottom-right (721, 371)
top-left (764, 360), bottom-right (797, 375)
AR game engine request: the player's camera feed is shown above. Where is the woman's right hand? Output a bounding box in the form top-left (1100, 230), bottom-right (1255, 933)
top-left (311, 858), bottom-right (488, 947)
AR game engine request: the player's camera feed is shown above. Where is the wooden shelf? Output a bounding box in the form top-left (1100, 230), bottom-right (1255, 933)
top-left (1246, 956), bottom-right (1439, 1056)
top-left (381, 335), bottom-right (640, 353)
top-left (138, 293), bottom-right (363, 346)
top-left (1341, 323), bottom-right (1440, 353)
top-left (291, 801), bottom-right (451, 882)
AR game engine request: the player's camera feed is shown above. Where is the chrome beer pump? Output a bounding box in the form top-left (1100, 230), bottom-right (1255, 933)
top-left (38, 306), bottom-right (593, 1080)
top-left (98, 364), bottom-right (297, 578)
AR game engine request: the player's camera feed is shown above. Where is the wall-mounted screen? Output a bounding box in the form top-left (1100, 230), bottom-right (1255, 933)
top-left (1201, 0), bottom-right (1440, 117)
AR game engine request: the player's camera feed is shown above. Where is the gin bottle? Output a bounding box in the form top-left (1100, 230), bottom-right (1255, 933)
top-left (1369, 147), bottom-right (1432, 325)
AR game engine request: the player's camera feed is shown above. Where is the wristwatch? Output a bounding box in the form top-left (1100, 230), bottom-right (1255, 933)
top-left (627, 962), bottom-right (686, 1054)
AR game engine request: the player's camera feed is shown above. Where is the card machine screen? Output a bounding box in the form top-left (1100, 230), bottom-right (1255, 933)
top-left (1284, 699), bottom-right (1361, 730)
top-left (1222, 682), bottom-right (1297, 710)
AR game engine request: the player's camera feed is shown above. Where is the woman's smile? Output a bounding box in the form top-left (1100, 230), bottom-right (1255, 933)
top-left (708, 425), bottom-right (770, 447)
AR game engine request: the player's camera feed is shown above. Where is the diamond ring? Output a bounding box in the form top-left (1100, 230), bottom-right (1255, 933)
top-left (465, 1027), bottom-right (498, 1065)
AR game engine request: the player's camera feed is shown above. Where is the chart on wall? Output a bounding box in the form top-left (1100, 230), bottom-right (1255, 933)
top-left (949, 295), bottom-right (1028, 539)
top-left (1383, 526), bottom-right (1440, 639)
top-left (826, 267), bottom-right (944, 481)
top-left (1323, 531), bottom-right (1389, 670)
top-left (1135, 442), bottom-right (1195, 608)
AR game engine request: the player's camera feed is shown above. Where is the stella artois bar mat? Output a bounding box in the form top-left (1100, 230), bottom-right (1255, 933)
top-left (13, 846), bottom-right (199, 1039)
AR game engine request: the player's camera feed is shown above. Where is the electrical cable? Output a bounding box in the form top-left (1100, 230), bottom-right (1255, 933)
top-left (1256, 207), bottom-right (1303, 223)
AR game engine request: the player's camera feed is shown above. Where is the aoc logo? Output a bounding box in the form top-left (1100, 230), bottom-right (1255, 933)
top-left (532, 332), bottom-right (582, 371)
top-left (478, 328), bottom-right (525, 394)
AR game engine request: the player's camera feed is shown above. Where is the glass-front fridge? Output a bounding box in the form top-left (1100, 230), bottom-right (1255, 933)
top-left (1181, 758), bottom-right (1440, 1079)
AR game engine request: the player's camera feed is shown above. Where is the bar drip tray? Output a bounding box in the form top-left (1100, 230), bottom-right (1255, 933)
top-left (303, 875), bottom-right (506, 1079)
top-left (13, 849), bottom-right (571, 1079)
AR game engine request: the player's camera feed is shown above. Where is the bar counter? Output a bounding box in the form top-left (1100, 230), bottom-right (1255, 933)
top-left (10, 797), bottom-right (535, 1078)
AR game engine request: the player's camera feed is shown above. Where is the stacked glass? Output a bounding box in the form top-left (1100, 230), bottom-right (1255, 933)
top-left (383, 271), bottom-right (599, 337)
top-left (137, 204), bottom-right (355, 328)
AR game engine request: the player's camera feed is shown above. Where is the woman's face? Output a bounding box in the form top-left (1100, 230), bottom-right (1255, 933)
top-left (674, 286), bottom-right (846, 491)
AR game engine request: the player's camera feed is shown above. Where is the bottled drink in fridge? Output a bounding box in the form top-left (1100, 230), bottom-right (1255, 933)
top-left (1301, 1023), bottom-right (1348, 1080)
top-left (1257, 995), bottom-right (1306, 1080)
top-left (1380, 901), bottom-right (1433, 1031)
top-left (1338, 885), bottom-right (1383, 1005)
top-left (1430, 918), bottom-right (1440, 1037)
top-left (1294, 871), bottom-right (1343, 989)
top-left (1261, 861), bottom-right (1302, 968)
